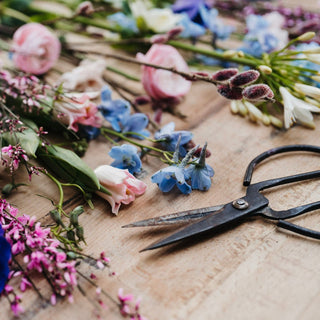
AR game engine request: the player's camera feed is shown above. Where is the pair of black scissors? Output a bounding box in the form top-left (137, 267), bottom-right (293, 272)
top-left (123, 145), bottom-right (320, 252)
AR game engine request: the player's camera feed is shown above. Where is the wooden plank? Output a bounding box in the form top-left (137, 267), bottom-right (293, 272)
top-left (2, 2), bottom-right (320, 319)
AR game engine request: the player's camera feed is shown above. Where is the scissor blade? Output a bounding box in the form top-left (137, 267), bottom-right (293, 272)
top-left (122, 204), bottom-right (224, 228)
top-left (140, 203), bottom-right (249, 252)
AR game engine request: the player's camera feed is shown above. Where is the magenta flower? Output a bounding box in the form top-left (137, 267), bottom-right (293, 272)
top-left (137, 44), bottom-right (191, 100)
top-left (94, 165), bottom-right (147, 215)
top-left (12, 23), bottom-right (61, 75)
top-left (1, 145), bottom-right (29, 173)
top-left (54, 94), bottom-right (102, 132)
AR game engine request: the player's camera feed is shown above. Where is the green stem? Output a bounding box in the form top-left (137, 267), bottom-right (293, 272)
top-left (106, 66), bottom-right (140, 82)
top-left (101, 127), bottom-right (172, 157)
top-left (0, 6), bottom-right (30, 22)
top-left (73, 16), bottom-right (118, 33)
top-left (167, 40), bottom-right (259, 67)
top-left (44, 171), bottom-right (64, 209)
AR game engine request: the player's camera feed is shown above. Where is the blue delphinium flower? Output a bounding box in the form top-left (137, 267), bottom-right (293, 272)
top-left (98, 85), bottom-right (131, 131)
top-left (240, 13), bottom-right (288, 57)
top-left (120, 113), bottom-right (150, 139)
top-left (151, 165), bottom-right (191, 194)
top-left (178, 13), bottom-right (206, 38)
top-left (109, 144), bottom-right (142, 174)
top-left (199, 6), bottom-right (234, 40)
top-left (0, 224), bottom-right (11, 293)
top-left (108, 12), bottom-right (139, 33)
top-left (185, 143), bottom-right (214, 191)
top-left (172, 0), bottom-right (207, 21)
top-left (151, 137), bottom-right (194, 194)
top-left (99, 85), bottom-right (150, 139)
top-left (154, 122), bottom-right (193, 156)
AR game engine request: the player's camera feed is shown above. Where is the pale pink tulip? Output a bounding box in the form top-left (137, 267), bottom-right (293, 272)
top-left (137, 44), bottom-right (191, 100)
top-left (54, 94), bottom-right (101, 132)
top-left (12, 23), bottom-right (61, 75)
top-left (94, 165), bottom-right (147, 215)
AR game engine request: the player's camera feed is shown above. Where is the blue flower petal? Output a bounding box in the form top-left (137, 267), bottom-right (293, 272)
top-left (109, 144), bottom-right (142, 174)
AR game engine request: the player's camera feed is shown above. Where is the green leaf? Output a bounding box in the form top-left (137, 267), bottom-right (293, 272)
top-left (2, 118), bottom-right (40, 157)
top-left (36, 145), bottom-right (100, 192)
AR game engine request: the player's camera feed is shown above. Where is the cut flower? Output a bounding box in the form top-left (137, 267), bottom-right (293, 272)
top-left (279, 86), bottom-right (320, 129)
top-left (94, 165), bottom-right (147, 215)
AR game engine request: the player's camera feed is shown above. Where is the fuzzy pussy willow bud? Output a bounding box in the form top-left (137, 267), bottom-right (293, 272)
top-left (242, 84), bottom-right (274, 101)
top-left (211, 68), bottom-right (239, 83)
top-left (229, 70), bottom-right (260, 87)
top-left (217, 85), bottom-right (243, 100)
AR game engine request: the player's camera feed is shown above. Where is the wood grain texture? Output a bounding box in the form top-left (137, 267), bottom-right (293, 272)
top-left (2, 2), bottom-right (320, 319)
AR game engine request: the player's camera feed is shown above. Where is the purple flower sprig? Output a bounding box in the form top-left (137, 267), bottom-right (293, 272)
top-left (0, 199), bottom-right (132, 317)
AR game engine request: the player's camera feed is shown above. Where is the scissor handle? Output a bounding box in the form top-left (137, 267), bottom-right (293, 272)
top-left (277, 220), bottom-right (320, 240)
top-left (243, 144), bottom-right (320, 186)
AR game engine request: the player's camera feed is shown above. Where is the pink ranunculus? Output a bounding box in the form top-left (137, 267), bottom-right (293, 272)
top-left (94, 165), bottom-right (147, 215)
top-left (12, 23), bottom-right (61, 75)
top-left (137, 44), bottom-right (191, 100)
top-left (54, 93), bottom-right (102, 132)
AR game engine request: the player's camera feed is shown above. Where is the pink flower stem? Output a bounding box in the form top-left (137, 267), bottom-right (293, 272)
top-left (76, 270), bottom-right (119, 306)
top-left (11, 256), bottom-right (45, 301)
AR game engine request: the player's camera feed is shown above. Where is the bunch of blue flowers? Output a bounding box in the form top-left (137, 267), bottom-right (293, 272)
top-left (151, 137), bottom-right (214, 195)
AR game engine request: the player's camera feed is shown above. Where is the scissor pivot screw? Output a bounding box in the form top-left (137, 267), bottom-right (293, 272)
top-left (232, 199), bottom-right (249, 210)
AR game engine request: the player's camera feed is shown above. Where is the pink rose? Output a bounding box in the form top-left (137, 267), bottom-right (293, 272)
top-left (94, 165), bottom-right (147, 215)
top-left (12, 23), bottom-right (61, 75)
top-left (137, 44), bottom-right (191, 100)
top-left (54, 94), bottom-right (102, 132)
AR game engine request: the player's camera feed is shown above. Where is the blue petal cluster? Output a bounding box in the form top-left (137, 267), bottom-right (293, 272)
top-left (0, 225), bottom-right (11, 293)
top-left (240, 14), bottom-right (284, 57)
top-left (109, 144), bottom-right (142, 174)
top-left (108, 12), bottom-right (139, 34)
top-left (173, 1), bottom-right (233, 41)
top-left (151, 141), bottom-right (214, 194)
top-left (199, 7), bottom-right (234, 40)
top-left (172, 0), bottom-right (207, 20)
top-left (99, 85), bottom-right (150, 139)
top-left (185, 162), bottom-right (214, 191)
top-left (151, 165), bottom-right (192, 194)
top-left (154, 122), bottom-right (193, 156)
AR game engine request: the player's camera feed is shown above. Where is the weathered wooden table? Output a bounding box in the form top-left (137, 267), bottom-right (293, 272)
top-left (1, 1), bottom-right (320, 319)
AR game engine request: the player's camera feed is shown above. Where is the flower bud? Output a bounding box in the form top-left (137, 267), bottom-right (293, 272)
top-left (50, 210), bottom-right (64, 227)
top-left (134, 95), bottom-right (151, 105)
top-left (242, 84), bottom-right (274, 101)
top-left (150, 34), bottom-right (169, 44)
top-left (167, 26), bottom-right (184, 39)
top-left (76, 226), bottom-right (85, 242)
top-left (262, 114), bottom-right (271, 126)
top-left (258, 65), bottom-right (272, 74)
top-left (229, 70), bottom-right (260, 87)
top-left (211, 68), bottom-right (239, 83)
top-left (217, 85), bottom-right (243, 100)
top-left (66, 252), bottom-right (78, 260)
top-left (67, 230), bottom-right (76, 242)
top-left (76, 1), bottom-right (94, 16)
top-left (2, 184), bottom-right (14, 196)
top-left (297, 32), bottom-right (315, 41)
top-left (269, 115), bottom-right (283, 128)
top-left (230, 101), bottom-right (239, 114)
top-left (223, 50), bottom-right (237, 58)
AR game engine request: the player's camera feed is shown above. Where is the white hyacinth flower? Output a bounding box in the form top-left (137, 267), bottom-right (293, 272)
top-left (294, 83), bottom-right (320, 99)
top-left (279, 86), bottom-right (320, 129)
